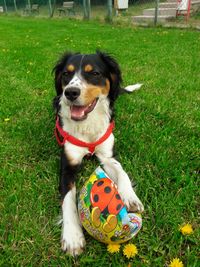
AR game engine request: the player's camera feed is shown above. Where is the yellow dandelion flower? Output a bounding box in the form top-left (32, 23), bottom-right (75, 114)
top-left (180, 223), bottom-right (193, 235)
top-left (169, 258), bottom-right (184, 267)
top-left (123, 244), bottom-right (138, 259)
top-left (107, 244), bottom-right (120, 254)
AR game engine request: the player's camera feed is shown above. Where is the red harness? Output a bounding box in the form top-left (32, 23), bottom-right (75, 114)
top-left (55, 117), bottom-right (115, 155)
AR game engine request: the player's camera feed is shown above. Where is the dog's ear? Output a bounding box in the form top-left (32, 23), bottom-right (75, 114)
top-left (97, 51), bottom-right (122, 105)
top-left (52, 52), bottom-right (74, 96)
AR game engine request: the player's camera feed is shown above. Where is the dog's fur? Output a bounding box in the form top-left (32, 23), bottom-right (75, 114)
top-left (53, 51), bottom-right (144, 256)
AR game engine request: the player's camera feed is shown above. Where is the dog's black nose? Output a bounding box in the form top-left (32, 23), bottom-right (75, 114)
top-left (64, 87), bottom-right (81, 101)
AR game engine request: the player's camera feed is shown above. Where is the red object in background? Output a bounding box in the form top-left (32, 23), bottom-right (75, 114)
top-left (176, 0), bottom-right (191, 21)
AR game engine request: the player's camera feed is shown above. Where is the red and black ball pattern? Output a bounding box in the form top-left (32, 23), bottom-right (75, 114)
top-left (90, 178), bottom-right (124, 215)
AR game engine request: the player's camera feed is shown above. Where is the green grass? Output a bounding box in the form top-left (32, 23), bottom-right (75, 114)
top-left (0, 16), bottom-right (199, 266)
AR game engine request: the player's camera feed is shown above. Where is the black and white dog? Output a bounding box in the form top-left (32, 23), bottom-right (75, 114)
top-left (53, 51), bottom-right (144, 256)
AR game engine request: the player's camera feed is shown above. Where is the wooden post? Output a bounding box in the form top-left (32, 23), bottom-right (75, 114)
top-left (27, 0), bottom-right (31, 14)
top-left (48, 0), bottom-right (53, 17)
top-left (154, 0), bottom-right (159, 26)
top-left (83, 0), bottom-right (90, 19)
top-left (3, 0), bottom-right (7, 13)
top-left (83, 0), bottom-right (88, 19)
top-left (114, 0), bottom-right (118, 16)
top-left (51, 0), bottom-right (56, 18)
top-left (13, 0), bottom-right (17, 12)
top-left (87, 0), bottom-right (91, 19)
top-left (107, 0), bottom-right (112, 22)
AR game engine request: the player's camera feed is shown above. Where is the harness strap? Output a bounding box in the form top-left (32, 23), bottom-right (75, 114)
top-left (55, 117), bottom-right (115, 154)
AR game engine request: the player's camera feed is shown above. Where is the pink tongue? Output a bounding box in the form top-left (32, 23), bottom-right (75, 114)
top-left (71, 105), bottom-right (87, 120)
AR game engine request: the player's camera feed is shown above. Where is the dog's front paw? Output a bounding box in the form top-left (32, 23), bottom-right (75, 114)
top-left (61, 226), bottom-right (86, 256)
top-left (119, 186), bottom-right (144, 213)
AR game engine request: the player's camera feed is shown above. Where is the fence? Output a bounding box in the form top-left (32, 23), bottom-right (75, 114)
top-left (0, 0), bottom-right (199, 25)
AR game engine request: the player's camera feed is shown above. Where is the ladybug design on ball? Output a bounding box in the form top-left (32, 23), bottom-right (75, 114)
top-left (90, 178), bottom-right (124, 232)
top-left (78, 166), bottom-right (142, 244)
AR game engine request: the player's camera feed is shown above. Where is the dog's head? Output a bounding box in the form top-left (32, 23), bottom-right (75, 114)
top-left (53, 51), bottom-right (122, 121)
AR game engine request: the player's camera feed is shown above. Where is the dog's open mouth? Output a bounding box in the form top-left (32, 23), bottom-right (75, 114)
top-left (70, 98), bottom-right (98, 121)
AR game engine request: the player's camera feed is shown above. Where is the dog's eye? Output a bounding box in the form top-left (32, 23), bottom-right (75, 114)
top-left (62, 71), bottom-right (71, 77)
top-left (91, 71), bottom-right (100, 76)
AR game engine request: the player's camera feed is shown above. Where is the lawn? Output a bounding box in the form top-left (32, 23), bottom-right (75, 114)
top-left (0, 16), bottom-right (199, 266)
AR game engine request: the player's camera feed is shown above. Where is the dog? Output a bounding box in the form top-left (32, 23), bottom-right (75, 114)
top-left (53, 51), bottom-right (144, 256)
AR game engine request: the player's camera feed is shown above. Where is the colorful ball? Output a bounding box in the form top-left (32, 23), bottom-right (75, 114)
top-left (78, 166), bottom-right (142, 244)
